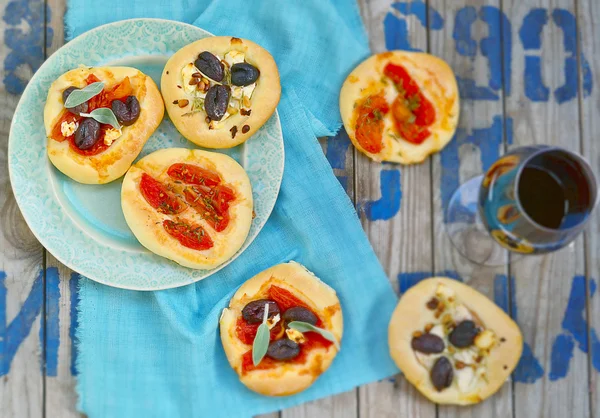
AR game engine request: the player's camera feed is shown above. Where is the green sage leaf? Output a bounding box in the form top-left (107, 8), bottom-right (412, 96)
top-left (288, 321), bottom-right (340, 349)
top-left (80, 108), bottom-right (120, 130)
top-left (252, 303), bottom-right (271, 366)
top-left (64, 82), bottom-right (105, 108)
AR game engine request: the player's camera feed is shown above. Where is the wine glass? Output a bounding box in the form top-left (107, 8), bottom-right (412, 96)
top-left (445, 145), bottom-right (598, 266)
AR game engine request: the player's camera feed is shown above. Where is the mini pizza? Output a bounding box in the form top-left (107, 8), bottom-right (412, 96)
top-left (44, 66), bottom-right (164, 184)
top-left (388, 278), bottom-right (522, 405)
top-left (161, 36), bottom-right (281, 149)
top-left (220, 262), bottom-right (343, 396)
top-left (121, 148), bottom-right (253, 270)
top-left (340, 51), bottom-right (459, 164)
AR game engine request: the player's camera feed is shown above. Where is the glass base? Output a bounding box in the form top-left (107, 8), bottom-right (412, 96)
top-left (445, 175), bottom-right (521, 267)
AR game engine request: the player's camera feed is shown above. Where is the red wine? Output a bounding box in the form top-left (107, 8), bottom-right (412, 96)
top-left (518, 166), bottom-right (567, 229)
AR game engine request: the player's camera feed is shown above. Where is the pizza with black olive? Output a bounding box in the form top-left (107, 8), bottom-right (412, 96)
top-left (340, 51), bottom-right (459, 164)
top-left (44, 66), bottom-right (164, 184)
top-left (161, 36), bottom-right (281, 148)
top-left (121, 148), bottom-right (253, 270)
top-left (388, 277), bottom-right (522, 405)
top-left (220, 262), bottom-right (343, 396)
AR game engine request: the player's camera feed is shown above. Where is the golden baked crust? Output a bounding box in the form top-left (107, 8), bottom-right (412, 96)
top-left (44, 66), bottom-right (164, 184)
top-left (340, 51), bottom-right (459, 164)
top-left (220, 262), bottom-right (343, 396)
top-left (388, 277), bottom-right (522, 405)
top-left (121, 148), bottom-right (253, 270)
top-left (161, 36), bottom-right (281, 148)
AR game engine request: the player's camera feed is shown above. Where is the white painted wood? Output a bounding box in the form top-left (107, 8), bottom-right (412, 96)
top-left (577, 0), bottom-right (600, 417)
top-left (503, 0), bottom-right (589, 417)
top-left (0, 0), bottom-right (45, 415)
top-left (356, 1), bottom-right (436, 417)
top-left (430, 1), bottom-right (513, 417)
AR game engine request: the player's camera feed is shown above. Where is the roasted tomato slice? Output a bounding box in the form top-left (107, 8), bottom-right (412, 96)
top-left (384, 63), bottom-right (420, 96)
top-left (50, 111), bottom-right (80, 142)
top-left (235, 317), bottom-right (284, 345)
top-left (183, 185), bottom-right (235, 232)
top-left (384, 63), bottom-right (436, 144)
top-left (413, 91), bottom-right (435, 126)
top-left (167, 163), bottom-right (221, 187)
top-left (396, 123), bottom-right (431, 145)
top-left (163, 219), bottom-right (213, 250)
top-left (139, 173), bottom-right (186, 215)
top-left (354, 92), bottom-right (389, 154)
top-left (88, 76), bottom-right (133, 111)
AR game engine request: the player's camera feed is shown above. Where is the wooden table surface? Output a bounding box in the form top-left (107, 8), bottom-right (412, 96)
top-left (1, 0), bottom-right (599, 417)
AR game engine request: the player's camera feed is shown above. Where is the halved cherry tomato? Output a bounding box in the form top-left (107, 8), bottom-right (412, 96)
top-left (163, 219), bottom-right (213, 250)
top-left (139, 173), bottom-right (186, 215)
top-left (354, 92), bottom-right (389, 154)
top-left (167, 163), bottom-right (221, 187)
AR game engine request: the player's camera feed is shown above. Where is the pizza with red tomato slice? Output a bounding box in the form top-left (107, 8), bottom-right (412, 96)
top-left (121, 148), bottom-right (253, 270)
top-left (44, 66), bottom-right (164, 184)
top-left (340, 51), bottom-right (459, 164)
top-left (220, 262), bottom-right (343, 396)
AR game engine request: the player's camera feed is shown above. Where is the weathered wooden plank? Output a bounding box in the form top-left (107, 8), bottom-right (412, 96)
top-left (42, 0), bottom-right (83, 415)
top-left (356, 1), bottom-right (435, 417)
top-left (503, 1), bottom-right (589, 417)
top-left (0, 0), bottom-right (47, 415)
top-left (429, 1), bottom-right (513, 417)
top-left (283, 390), bottom-right (357, 418)
top-left (578, 0), bottom-right (600, 416)
top-left (43, 256), bottom-right (80, 418)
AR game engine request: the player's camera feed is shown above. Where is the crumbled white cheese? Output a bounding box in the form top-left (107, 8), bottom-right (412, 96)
top-left (103, 128), bottom-right (122, 146)
top-left (429, 325), bottom-right (445, 339)
top-left (452, 304), bottom-right (473, 323)
top-left (224, 50), bottom-right (245, 67)
top-left (231, 86), bottom-right (244, 100)
top-left (181, 63), bottom-right (203, 95)
top-left (456, 366), bottom-right (475, 392)
top-left (414, 351), bottom-right (440, 369)
top-left (60, 121), bottom-right (78, 137)
top-left (267, 313), bottom-right (280, 330)
top-left (242, 83), bottom-right (256, 100)
top-left (208, 110), bottom-right (232, 130)
top-left (453, 347), bottom-right (478, 365)
top-left (474, 329), bottom-right (496, 350)
top-left (436, 283), bottom-right (455, 300)
top-left (286, 328), bottom-right (306, 344)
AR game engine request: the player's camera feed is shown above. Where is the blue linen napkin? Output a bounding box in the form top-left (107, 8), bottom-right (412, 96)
top-left (66, 1), bottom-right (400, 416)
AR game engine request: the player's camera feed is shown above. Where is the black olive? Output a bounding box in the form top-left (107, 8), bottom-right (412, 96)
top-left (411, 333), bottom-right (445, 354)
top-left (74, 118), bottom-right (101, 150)
top-left (449, 320), bottom-right (480, 348)
top-left (282, 307), bottom-right (318, 325)
top-left (62, 86), bottom-right (89, 116)
top-left (430, 357), bottom-right (453, 391)
top-left (241, 299), bottom-right (280, 324)
top-left (204, 85), bottom-right (230, 121)
top-left (230, 63), bottom-right (260, 86)
top-left (266, 339), bottom-right (300, 361)
top-left (194, 51), bottom-right (224, 82)
top-left (111, 96), bottom-right (140, 126)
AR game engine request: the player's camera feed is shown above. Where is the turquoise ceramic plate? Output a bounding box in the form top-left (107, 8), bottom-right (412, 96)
top-left (8, 19), bottom-right (284, 290)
